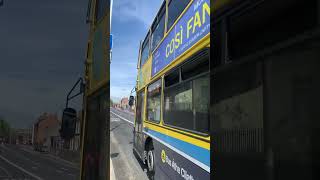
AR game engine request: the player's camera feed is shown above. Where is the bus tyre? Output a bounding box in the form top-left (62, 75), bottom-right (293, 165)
top-left (147, 150), bottom-right (154, 172)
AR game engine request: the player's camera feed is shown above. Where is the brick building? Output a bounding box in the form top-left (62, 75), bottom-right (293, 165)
top-left (120, 97), bottom-right (129, 109)
top-left (33, 113), bottom-right (60, 151)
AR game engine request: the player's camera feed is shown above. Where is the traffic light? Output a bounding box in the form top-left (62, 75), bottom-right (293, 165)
top-left (60, 108), bottom-right (77, 140)
top-left (0, 0), bottom-right (3, 7)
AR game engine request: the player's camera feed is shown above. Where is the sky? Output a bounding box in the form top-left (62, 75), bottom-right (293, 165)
top-left (0, 0), bottom-right (88, 128)
top-left (110, 0), bottom-right (163, 103)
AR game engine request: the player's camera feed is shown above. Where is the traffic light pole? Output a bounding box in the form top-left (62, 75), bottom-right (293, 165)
top-left (65, 77), bottom-right (84, 108)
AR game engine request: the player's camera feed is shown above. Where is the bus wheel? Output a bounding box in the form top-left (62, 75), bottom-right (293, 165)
top-left (147, 146), bottom-right (154, 172)
top-left (147, 150), bottom-right (154, 172)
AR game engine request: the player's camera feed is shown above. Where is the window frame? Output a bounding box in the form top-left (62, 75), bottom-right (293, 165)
top-left (95, 0), bottom-right (109, 23)
top-left (135, 89), bottom-right (145, 124)
top-left (162, 49), bottom-right (210, 136)
top-left (166, 0), bottom-right (192, 34)
top-left (86, 0), bottom-right (93, 23)
top-left (146, 79), bottom-right (163, 124)
top-left (150, 3), bottom-right (166, 52)
top-left (140, 32), bottom-right (151, 68)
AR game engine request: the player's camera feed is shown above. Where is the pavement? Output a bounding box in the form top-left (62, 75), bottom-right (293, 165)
top-left (110, 107), bottom-right (149, 180)
top-left (0, 143), bottom-right (79, 180)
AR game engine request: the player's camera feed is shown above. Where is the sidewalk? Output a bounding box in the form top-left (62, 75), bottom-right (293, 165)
top-left (110, 158), bottom-right (116, 180)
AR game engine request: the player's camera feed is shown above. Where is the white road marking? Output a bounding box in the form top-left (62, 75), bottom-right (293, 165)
top-left (111, 117), bottom-right (120, 122)
top-left (60, 167), bottom-right (68, 171)
top-left (2, 145), bottom-right (41, 167)
top-left (110, 111), bottom-right (134, 125)
top-left (0, 155), bottom-right (43, 180)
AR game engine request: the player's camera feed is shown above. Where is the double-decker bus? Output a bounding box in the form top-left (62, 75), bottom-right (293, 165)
top-left (80, 0), bottom-right (110, 179)
top-left (212, 0), bottom-right (319, 180)
top-left (132, 0), bottom-right (210, 179)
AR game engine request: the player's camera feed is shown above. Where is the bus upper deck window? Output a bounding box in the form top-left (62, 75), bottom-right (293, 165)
top-left (95, 0), bottom-right (108, 22)
top-left (140, 34), bottom-right (150, 67)
top-left (167, 0), bottom-right (190, 31)
top-left (151, 4), bottom-right (165, 52)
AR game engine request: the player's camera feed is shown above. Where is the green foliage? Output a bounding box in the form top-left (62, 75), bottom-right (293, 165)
top-left (0, 118), bottom-right (11, 137)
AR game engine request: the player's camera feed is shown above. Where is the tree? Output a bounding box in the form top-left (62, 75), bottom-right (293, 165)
top-left (110, 99), bottom-right (114, 107)
top-left (0, 118), bottom-right (11, 138)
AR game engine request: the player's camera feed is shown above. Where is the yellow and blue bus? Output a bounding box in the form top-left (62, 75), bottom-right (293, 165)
top-left (132, 0), bottom-right (210, 179)
top-left (80, 0), bottom-right (110, 179)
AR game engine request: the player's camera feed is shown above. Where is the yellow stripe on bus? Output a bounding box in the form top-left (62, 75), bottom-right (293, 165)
top-left (144, 121), bottom-right (210, 150)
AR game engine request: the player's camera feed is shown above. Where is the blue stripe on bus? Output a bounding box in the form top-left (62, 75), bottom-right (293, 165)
top-left (146, 128), bottom-right (210, 167)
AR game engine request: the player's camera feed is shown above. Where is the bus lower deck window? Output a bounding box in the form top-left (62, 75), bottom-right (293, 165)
top-left (164, 75), bottom-right (209, 134)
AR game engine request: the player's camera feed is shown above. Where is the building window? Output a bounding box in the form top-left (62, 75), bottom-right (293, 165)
top-left (147, 79), bottom-right (162, 123)
top-left (167, 0), bottom-right (190, 31)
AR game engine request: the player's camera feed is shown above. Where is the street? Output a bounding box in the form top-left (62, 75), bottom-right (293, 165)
top-left (110, 108), bottom-right (149, 180)
top-left (0, 144), bottom-right (79, 180)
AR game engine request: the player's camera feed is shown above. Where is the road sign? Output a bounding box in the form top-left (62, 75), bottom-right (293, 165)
top-left (110, 34), bottom-right (113, 50)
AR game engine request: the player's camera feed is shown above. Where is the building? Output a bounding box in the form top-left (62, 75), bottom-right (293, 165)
top-left (120, 97), bottom-right (129, 109)
top-left (15, 128), bottom-right (32, 145)
top-left (33, 113), bottom-right (60, 151)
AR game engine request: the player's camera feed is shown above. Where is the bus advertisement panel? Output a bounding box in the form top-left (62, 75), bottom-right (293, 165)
top-left (152, 0), bottom-right (210, 77)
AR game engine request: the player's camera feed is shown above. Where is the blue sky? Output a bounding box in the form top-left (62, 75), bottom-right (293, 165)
top-left (111, 0), bottom-right (163, 102)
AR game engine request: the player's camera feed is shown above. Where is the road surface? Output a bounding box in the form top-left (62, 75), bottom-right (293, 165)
top-left (110, 107), bottom-right (149, 180)
top-left (0, 143), bottom-right (79, 180)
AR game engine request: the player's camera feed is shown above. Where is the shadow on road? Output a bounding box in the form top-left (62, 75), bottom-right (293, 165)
top-left (133, 149), bottom-right (154, 180)
top-left (110, 153), bottom-right (119, 159)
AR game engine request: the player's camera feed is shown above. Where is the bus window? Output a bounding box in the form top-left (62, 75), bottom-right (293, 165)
top-left (140, 33), bottom-right (150, 67)
top-left (147, 79), bottom-right (162, 123)
top-left (163, 52), bottom-right (210, 134)
top-left (136, 91), bottom-right (145, 124)
top-left (167, 0), bottom-right (190, 31)
top-left (181, 52), bottom-right (209, 80)
top-left (164, 69), bottom-right (179, 87)
top-left (164, 75), bottom-right (209, 134)
top-left (151, 5), bottom-right (165, 52)
top-left (95, 0), bottom-right (109, 22)
top-left (86, 0), bottom-right (93, 23)
top-left (213, 61), bottom-right (264, 154)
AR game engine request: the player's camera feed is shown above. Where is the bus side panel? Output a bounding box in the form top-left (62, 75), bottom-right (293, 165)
top-left (153, 139), bottom-right (210, 180)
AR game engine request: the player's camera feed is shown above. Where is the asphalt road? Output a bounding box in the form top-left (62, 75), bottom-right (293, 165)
top-left (0, 143), bottom-right (79, 180)
top-left (110, 108), bottom-right (149, 180)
